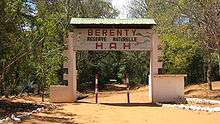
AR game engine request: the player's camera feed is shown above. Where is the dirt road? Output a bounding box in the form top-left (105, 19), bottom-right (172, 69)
top-left (23, 86), bottom-right (220, 124)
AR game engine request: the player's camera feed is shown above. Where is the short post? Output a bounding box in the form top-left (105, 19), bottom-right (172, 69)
top-left (125, 73), bottom-right (130, 103)
top-left (95, 74), bottom-right (99, 104)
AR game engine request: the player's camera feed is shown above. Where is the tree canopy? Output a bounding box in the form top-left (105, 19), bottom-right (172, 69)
top-left (1, 0), bottom-right (220, 98)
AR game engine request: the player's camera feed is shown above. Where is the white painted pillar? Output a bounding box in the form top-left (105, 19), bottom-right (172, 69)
top-left (95, 74), bottom-right (99, 103)
top-left (149, 32), bottom-right (163, 102)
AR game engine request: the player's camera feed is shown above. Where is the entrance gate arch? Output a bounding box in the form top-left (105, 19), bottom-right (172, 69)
top-left (50, 18), bottom-right (186, 103)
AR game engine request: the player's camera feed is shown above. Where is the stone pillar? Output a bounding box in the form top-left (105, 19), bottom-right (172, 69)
top-left (63, 32), bottom-right (77, 101)
top-left (50, 32), bottom-right (77, 102)
top-left (149, 33), bottom-right (186, 103)
top-left (149, 32), bottom-right (163, 102)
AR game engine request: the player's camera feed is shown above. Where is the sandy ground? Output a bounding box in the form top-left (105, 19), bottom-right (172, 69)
top-left (185, 82), bottom-right (220, 100)
top-left (22, 83), bottom-right (220, 124)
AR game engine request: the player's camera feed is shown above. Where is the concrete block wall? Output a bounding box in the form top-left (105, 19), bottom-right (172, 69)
top-left (152, 75), bottom-right (186, 103)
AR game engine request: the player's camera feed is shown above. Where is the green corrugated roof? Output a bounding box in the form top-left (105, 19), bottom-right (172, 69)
top-left (70, 18), bottom-right (156, 25)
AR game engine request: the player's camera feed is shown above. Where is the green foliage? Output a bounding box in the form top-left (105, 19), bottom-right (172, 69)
top-left (143, 0), bottom-right (205, 84)
top-left (162, 34), bottom-right (197, 73)
top-left (0, 0), bottom-right (119, 96)
top-left (162, 34), bottom-right (206, 83)
top-left (77, 51), bottom-right (149, 91)
top-left (4, 0), bottom-right (219, 95)
top-left (119, 52), bottom-right (149, 85)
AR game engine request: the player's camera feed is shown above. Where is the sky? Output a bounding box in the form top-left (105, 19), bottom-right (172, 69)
top-left (111, 0), bottom-right (131, 19)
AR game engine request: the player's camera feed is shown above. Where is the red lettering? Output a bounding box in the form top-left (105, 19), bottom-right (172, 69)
top-left (110, 43), bottom-right (117, 49)
top-left (96, 42), bottom-right (103, 49)
top-left (117, 29), bottom-right (122, 36)
top-left (102, 29), bottom-right (108, 36)
top-left (124, 29), bottom-right (129, 36)
top-left (131, 29), bottom-right (136, 36)
top-left (123, 43), bottom-right (131, 49)
top-left (95, 29), bottom-right (100, 36)
top-left (88, 29), bottom-right (93, 36)
top-left (110, 29), bottom-right (115, 36)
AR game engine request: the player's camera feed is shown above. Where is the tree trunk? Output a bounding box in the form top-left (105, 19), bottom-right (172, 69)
top-left (218, 50), bottom-right (220, 80)
top-left (4, 87), bottom-right (9, 98)
top-left (207, 54), bottom-right (213, 90)
top-left (37, 82), bottom-right (40, 95)
top-left (203, 62), bottom-right (207, 83)
top-left (42, 89), bottom-right (44, 102)
top-left (41, 79), bottom-right (45, 102)
top-left (1, 72), bottom-right (9, 98)
top-left (0, 74), bottom-right (4, 96)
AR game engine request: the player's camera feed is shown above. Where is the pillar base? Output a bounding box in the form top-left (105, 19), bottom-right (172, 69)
top-left (151, 74), bottom-right (186, 103)
top-left (50, 85), bottom-right (77, 103)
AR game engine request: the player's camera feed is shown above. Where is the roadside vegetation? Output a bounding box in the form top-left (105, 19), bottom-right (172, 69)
top-left (0, 0), bottom-right (220, 100)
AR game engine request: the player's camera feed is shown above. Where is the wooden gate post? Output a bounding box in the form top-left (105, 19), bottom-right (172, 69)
top-left (125, 73), bottom-right (130, 103)
top-left (95, 74), bottom-right (99, 104)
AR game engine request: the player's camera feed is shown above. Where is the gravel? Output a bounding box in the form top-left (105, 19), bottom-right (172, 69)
top-left (156, 98), bottom-right (220, 112)
top-left (0, 107), bottom-right (46, 124)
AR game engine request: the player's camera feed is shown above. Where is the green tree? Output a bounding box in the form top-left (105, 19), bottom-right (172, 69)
top-left (154, 0), bottom-right (220, 90)
top-left (128, 0), bottom-right (214, 86)
top-left (0, 0), bottom-right (119, 99)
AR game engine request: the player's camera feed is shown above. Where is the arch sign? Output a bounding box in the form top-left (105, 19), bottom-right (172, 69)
top-left (72, 28), bottom-right (152, 51)
top-left (50, 18), bottom-right (186, 103)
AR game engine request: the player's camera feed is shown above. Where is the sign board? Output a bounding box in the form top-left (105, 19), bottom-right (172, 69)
top-left (72, 29), bottom-right (152, 51)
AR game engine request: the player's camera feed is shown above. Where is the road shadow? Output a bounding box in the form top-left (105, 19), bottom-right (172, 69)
top-left (0, 99), bottom-right (45, 119)
top-left (26, 109), bottom-right (79, 124)
top-left (100, 102), bottom-right (162, 107)
top-left (69, 101), bottom-right (98, 105)
top-left (185, 89), bottom-right (220, 95)
top-left (185, 89), bottom-right (205, 94)
top-left (30, 114), bottom-right (78, 124)
top-left (74, 101), bottom-right (161, 107)
top-left (43, 110), bottom-right (77, 117)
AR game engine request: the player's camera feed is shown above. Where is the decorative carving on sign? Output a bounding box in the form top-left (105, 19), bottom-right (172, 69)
top-left (72, 29), bottom-right (152, 51)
